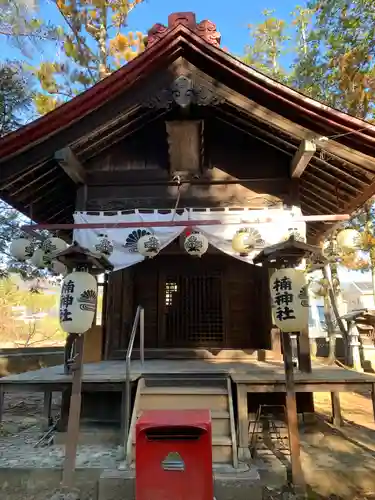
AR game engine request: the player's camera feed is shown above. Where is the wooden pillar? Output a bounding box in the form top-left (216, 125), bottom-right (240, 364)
top-left (236, 384), bottom-right (251, 461)
top-left (371, 383), bottom-right (375, 423)
top-left (0, 385), bottom-right (4, 423)
top-left (41, 391), bottom-right (52, 431)
top-left (297, 328), bottom-right (312, 373)
top-left (281, 331), bottom-right (305, 489)
top-left (62, 334), bottom-right (84, 489)
top-left (331, 392), bottom-right (342, 427)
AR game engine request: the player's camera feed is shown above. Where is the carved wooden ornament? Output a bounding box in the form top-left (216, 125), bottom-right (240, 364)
top-left (146, 76), bottom-right (224, 109)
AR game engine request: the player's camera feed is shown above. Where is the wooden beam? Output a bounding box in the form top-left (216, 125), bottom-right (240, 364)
top-left (165, 121), bottom-right (202, 176)
top-left (54, 148), bottom-right (86, 184)
top-left (20, 213), bottom-right (351, 233)
top-left (291, 139), bottom-right (316, 178)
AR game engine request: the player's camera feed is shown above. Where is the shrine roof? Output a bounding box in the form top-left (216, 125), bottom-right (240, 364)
top-left (1, 11), bottom-right (375, 241)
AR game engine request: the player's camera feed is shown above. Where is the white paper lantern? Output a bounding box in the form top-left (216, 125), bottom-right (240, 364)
top-left (10, 238), bottom-right (35, 262)
top-left (59, 270), bottom-right (98, 334)
top-left (184, 232), bottom-right (208, 257)
top-left (31, 248), bottom-right (51, 269)
top-left (49, 259), bottom-right (68, 276)
top-left (137, 234), bottom-right (161, 258)
top-left (283, 228), bottom-right (305, 243)
top-left (232, 228), bottom-right (264, 256)
top-left (309, 280), bottom-right (326, 297)
top-left (269, 268), bottom-right (309, 332)
top-left (92, 233), bottom-right (114, 257)
top-left (42, 237), bottom-right (68, 256)
top-left (336, 228), bottom-right (362, 253)
top-left (321, 239), bottom-right (338, 262)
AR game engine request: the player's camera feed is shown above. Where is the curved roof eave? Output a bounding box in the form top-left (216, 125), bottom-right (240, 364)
top-left (1, 24), bottom-right (375, 163)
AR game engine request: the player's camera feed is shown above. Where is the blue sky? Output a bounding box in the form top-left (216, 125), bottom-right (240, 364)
top-left (1, 0), bottom-right (300, 65)
top-left (125, 0), bottom-right (299, 55)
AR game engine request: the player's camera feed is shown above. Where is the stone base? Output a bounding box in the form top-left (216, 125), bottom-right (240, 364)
top-left (98, 466), bottom-right (263, 500)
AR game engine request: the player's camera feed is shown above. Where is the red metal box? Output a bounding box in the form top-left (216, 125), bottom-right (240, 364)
top-left (135, 409), bottom-right (213, 500)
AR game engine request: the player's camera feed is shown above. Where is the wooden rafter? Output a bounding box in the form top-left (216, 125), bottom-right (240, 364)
top-left (54, 148), bottom-right (86, 184)
top-left (290, 139), bottom-right (316, 178)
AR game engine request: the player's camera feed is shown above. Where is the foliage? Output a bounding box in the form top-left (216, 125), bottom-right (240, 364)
top-left (244, 10), bottom-right (290, 83)
top-left (30, 0), bottom-right (146, 114)
top-left (244, 2), bottom-right (375, 120)
top-left (0, 276), bottom-right (65, 347)
top-left (0, 200), bottom-right (53, 280)
top-left (0, 0), bottom-right (60, 58)
top-left (0, 62), bottom-right (33, 137)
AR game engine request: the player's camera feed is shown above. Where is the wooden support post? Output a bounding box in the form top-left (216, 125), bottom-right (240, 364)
top-left (0, 385), bottom-right (4, 424)
top-left (281, 331), bottom-right (305, 490)
top-left (42, 391), bottom-right (53, 431)
top-left (297, 329), bottom-right (312, 373)
top-left (371, 383), bottom-right (375, 423)
top-left (331, 392), bottom-right (342, 427)
top-left (62, 334), bottom-right (84, 489)
top-left (236, 384), bottom-right (251, 461)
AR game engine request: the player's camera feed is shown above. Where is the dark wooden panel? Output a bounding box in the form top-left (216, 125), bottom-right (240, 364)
top-left (225, 258), bottom-right (272, 349)
top-left (105, 267), bottom-right (134, 359)
top-left (84, 119), bottom-right (169, 172)
top-left (133, 260), bottom-right (159, 348)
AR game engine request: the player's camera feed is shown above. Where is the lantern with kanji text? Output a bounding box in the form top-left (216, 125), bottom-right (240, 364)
top-left (336, 228), bottom-right (362, 253)
top-left (91, 233), bottom-right (114, 258)
top-left (137, 234), bottom-right (161, 258)
top-left (10, 237), bottom-right (34, 262)
top-left (42, 237), bottom-right (68, 256)
top-left (269, 268), bottom-right (309, 332)
top-left (232, 228), bottom-right (264, 256)
top-left (59, 270), bottom-right (98, 334)
top-left (49, 259), bottom-right (68, 276)
top-left (31, 248), bottom-right (51, 269)
top-left (184, 231), bottom-right (208, 257)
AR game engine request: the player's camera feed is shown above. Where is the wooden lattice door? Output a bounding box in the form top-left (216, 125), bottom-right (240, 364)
top-left (162, 270), bottom-right (225, 347)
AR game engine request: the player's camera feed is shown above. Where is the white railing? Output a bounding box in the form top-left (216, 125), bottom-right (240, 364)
top-left (124, 305), bottom-right (144, 461)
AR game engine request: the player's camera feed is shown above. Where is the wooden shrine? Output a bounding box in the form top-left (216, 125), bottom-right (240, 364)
top-left (1, 11), bottom-right (375, 472)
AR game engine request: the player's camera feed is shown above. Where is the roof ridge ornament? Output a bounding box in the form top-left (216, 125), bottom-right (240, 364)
top-left (145, 75), bottom-right (225, 109)
top-left (146, 12), bottom-right (221, 49)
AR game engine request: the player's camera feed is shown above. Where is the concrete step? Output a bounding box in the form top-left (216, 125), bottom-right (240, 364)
top-left (98, 467), bottom-right (263, 500)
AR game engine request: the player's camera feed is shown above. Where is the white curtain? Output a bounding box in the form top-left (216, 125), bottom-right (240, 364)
top-left (73, 207), bottom-right (306, 271)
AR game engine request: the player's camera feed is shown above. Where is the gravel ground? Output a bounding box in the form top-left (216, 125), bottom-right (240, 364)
top-left (0, 391), bottom-right (122, 469)
top-left (2, 389), bottom-right (375, 498)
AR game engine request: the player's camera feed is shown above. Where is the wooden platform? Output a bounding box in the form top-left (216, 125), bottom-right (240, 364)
top-left (1, 359), bottom-right (375, 392)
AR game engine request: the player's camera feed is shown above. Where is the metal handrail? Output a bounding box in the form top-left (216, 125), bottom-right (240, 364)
top-left (124, 305), bottom-right (145, 461)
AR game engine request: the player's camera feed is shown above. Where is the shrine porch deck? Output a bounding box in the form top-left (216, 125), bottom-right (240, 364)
top-left (0, 358), bottom-right (374, 393)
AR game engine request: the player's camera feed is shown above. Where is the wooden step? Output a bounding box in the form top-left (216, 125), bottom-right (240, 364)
top-left (141, 386), bottom-right (227, 395)
top-left (134, 410), bottom-right (231, 436)
top-left (131, 436), bottom-right (232, 464)
top-left (139, 392), bottom-right (228, 411)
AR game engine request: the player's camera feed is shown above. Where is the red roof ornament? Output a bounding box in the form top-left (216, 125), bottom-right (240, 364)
top-left (146, 12), bottom-right (221, 49)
